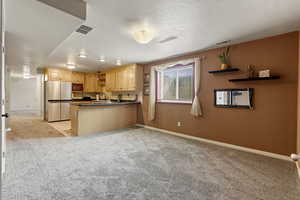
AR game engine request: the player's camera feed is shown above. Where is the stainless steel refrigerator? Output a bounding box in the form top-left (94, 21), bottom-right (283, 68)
top-left (45, 81), bottom-right (72, 122)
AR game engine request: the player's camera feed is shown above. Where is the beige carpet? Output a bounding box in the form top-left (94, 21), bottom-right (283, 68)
top-left (3, 116), bottom-right (300, 199)
top-left (7, 115), bottom-right (64, 140)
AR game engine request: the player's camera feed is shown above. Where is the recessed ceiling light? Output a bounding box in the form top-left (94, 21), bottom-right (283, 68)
top-left (97, 56), bottom-right (105, 62)
top-left (66, 64), bottom-right (76, 69)
top-left (23, 65), bottom-right (31, 79)
top-left (23, 74), bottom-right (31, 79)
top-left (78, 52), bottom-right (87, 58)
top-left (116, 59), bottom-right (121, 66)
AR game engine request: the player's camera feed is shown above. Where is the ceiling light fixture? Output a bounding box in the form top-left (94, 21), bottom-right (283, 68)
top-left (116, 59), bottom-right (121, 66)
top-left (133, 26), bottom-right (155, 44)
top-left (66, 64), bottom-right (76, 69)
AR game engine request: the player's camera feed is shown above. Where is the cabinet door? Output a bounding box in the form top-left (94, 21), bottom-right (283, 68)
top-left (127, 65), bottom-right (136, 90)
top-left (116, 70), bottom-right (126, 91)
top-left (96, 73), bottom-right (102, 92)
top-left (84, 73), bottom-right (91, 92)
top-left (72, 72), bottom-right (84, 84)
top-left (71, 72), bottom-right (77, 83)
top-left (47, 68), bottom-right (61, 81)
top-left (61, 69), bottom-right (72, 82)
top-left (85, 73), bottom-right (98, 92)
top-left (92, 73), bottom-right (98, 92)
top-left (79, 72), bottom-right (85, 84)
top-left (106, 72), bottom-right (116, 91)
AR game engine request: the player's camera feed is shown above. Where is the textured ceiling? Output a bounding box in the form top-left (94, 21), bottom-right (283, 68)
top-left (5, 0), bottom-right (83, 75)
top-left (6, 0), bottom-right (300, 73)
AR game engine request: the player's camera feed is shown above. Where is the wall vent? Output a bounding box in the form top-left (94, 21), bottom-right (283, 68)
top-left (159, 36), bottom-right (178, 44)
top-left (216, 40), bottom-right (231, 46)
top-left (76, 25), bottom-right (93, 35)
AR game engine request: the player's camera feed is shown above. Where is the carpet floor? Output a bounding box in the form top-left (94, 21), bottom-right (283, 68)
top-left (3, 116), bottom-right (300, 200)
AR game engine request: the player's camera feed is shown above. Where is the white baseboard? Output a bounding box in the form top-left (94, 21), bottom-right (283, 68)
top-left (136, 124), bottom-right (292, 162)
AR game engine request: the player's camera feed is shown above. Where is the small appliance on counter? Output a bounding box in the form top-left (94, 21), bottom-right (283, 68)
top-left (45, 81), bottom-right (72, 122)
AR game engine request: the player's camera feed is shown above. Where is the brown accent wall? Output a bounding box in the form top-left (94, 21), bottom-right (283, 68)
top-left (297, 31), bottom-right (300, 154)
top-left (138, 32), bottom-right (299, 156)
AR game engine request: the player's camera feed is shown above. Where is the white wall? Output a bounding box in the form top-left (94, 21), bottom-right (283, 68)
top-left (9, 74), bottom-right (43, 116)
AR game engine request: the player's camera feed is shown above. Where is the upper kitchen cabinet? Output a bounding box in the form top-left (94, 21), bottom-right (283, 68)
top-left (105, 64), bottom-right (142, 92)
top-left (105, 70), bottom-right (116, 91)
top-left (72, 71), bottom-right (85, 84)
top-left (61, 69), bottom-right (72, 82)
top-left (126, 64), bottom-right (142, 91)
top-left (44, 68), bottom-right (72, 82)
top-left (44, 68), bottom-right (61, 81)
top-left (84, 73), bottom-right (101, 92)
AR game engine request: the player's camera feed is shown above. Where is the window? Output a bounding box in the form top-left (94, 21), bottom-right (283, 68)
top-left (157, 64), bottom-right (194, 103)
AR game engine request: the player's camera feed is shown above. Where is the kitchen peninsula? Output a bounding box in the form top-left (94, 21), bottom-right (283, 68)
top-left (70, 101), bottom-right (139, 136)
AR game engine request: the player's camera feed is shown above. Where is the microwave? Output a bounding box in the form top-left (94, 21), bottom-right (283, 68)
top-left (72, 83), bottom-right (83, 91)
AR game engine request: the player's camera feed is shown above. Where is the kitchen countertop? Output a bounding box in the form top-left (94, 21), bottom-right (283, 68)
top-left (71, 101), bottom-right (140, 106)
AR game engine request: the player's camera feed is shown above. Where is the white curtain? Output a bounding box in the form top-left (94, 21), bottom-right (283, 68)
top-left (148, 67), bottom-right (156, 121)
top-left (190, 58), bottom-right (202, 117)
top-left (148, 58), bottom-right (200, 121)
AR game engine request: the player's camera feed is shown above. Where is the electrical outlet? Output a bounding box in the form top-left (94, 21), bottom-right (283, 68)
top-left (177, 122), bottom-right (181, 127)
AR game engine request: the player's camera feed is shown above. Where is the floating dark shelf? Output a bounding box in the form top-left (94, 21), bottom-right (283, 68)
top-left (229, 76), bottom-right (280, 82)
top-left (208, 68), bottom-right (239, 74)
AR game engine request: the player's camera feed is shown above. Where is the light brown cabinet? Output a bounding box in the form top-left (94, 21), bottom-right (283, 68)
top-left (45, 68), bottom-right (104, 92)
top-left (71, 104), bottom-right (138, 136)
top-left (45, 64), bottom-right (142, 93)
top-left (45, 68), bottom-right (61, 81)
top-left (104, 64), bottom-right (142, 92)
top-left (44, 68), bottom-right (72, 82)
top-left (126, 65), bottom-right (139, 90)
top-left (84, 73), bottom-right (101, 92)
top-left (116, 70), bottom-right (126, 91)
top-left (105, 71), bottom-right (116, 91)
top-left (72, 72), bottom-right (85, 84)
top-left (61, 69), bottom-right (72, 82)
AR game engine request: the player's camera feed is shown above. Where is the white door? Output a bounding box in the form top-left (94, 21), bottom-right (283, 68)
top-left (0, 0), bottom-right (6, 180)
